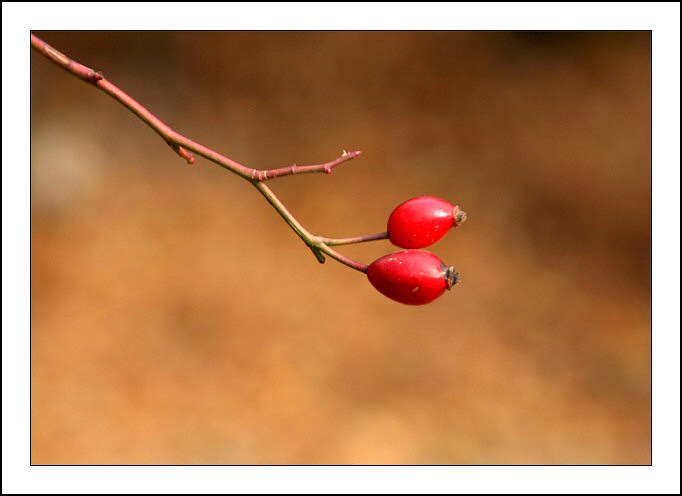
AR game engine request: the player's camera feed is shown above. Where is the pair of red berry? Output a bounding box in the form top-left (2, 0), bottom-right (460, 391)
top-left (367, 196), bottom-right (466, 305)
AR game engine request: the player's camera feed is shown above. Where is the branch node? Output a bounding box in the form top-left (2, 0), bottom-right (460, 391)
top-left (89, 70), bottom-right (104, 82)
top-left (250, 169), bottom-right (269, 182)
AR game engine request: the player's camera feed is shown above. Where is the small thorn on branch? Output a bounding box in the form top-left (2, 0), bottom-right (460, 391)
top-left (171, 143), bottom-right (195, 164)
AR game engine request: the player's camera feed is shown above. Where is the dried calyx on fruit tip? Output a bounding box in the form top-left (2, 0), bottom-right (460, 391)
top-left (454, 205), bottom-right (467, 226)
top-left (388, 196), bottom-right (466, 249)
top-left (445, 266), bottom-right (461, 289)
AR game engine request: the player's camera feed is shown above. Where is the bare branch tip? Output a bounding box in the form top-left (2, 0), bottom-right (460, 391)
top-left (341, 150), bottom-right (362, 159)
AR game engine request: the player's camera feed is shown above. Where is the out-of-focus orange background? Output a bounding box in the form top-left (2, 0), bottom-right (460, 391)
top-left (31, 32), bottom-right (651, 465)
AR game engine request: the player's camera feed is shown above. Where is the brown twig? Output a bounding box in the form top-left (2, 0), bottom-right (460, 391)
top-left (31, 34), bottom-right (373, 271)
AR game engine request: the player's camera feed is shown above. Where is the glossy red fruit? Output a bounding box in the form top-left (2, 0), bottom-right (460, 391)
top-left (387, 196), bottom-right (466, 249)
top-left (367, 250), bottom-right (460, 305)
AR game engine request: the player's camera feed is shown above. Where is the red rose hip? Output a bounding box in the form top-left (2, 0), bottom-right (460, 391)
top-left (387, 196), bottom-right (467, 249)
top-left (367, 250), bottom-right (460, 305)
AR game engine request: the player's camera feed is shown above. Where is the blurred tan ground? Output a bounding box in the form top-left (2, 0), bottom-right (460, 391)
top-left (31, 32), bottom-right (651, 465)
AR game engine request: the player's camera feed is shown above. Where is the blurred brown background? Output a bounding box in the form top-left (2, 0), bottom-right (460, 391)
top-left (31, 32), bottom-right (651, 465)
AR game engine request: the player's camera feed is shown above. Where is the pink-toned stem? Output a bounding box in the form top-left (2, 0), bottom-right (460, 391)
top-left (30, 34), bottom-right (361, 180)
top-left (31, 33), bottom-right (372, 272)
top-left (318, 245), bottom-right (369, 273)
